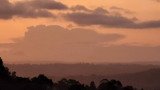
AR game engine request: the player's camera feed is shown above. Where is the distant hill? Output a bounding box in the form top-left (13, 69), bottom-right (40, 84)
top-left (63, 69), bottom-right (160, 90)
top-left (6, 63), bottom-right (160, 77)
top-left (115, 68), bottom-right (160, 90)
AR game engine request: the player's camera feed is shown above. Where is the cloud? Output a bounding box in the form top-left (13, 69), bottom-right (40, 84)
top-left (1, 0), bottom-right (159, 29)
top-left (64, 6), bottom-right (160, 29)
top-left (110, 6), bottom-right (134, 14)
top-left (0, 0), bottom-right (67, 19)
top-left (0, 25), bottom-right (124, 63)
top-left (152, 0), bottom-right (160, 2)
top-left (70, 5), bottom-right (91, 12)
top-left (0, 0), bottom-right (14, 19)
top-left (70, 5), bottom-right (109, 14)
top-left (0, 25), bottom-right (160, 64)
top-left (63, 11), bottom-right (135, 28)
top-left (16, 0), bottom-right (68, 10)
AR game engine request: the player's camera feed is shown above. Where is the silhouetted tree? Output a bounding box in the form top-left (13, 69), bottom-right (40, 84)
top-left (57, 78), bottom-right (85, 90)
top-left (90, 81), bottom-right (96, 90)
top-left (67, 79), bottom-right (82, 90)
top-left (31, 74), bottom-right (53, 89)
top-left (0, 57), bottom-right (54, 90)
top-left (98, 79), bottom-right (123, 90)
top-left (57, 78), bottom-right (69, 90)
top-left (0, 57), bottom-right (11, 79)
top-left (11, 71), bottom-right (16, 78)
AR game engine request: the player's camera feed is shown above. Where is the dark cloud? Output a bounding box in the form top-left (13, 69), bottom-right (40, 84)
top-left (64, 12), bottom-right (136, 28)
top-left (16, 0), bottom-right (68, 10)
top-left (64, 8), bottom-right (160, 29)
top-left (137, 20), bottom-right (160, 28)
top-left (0, 0), bottom-right (160, 29)
top-left (0, 25), bottom-right (124, 63)
top-left (0, 0), bottom-right (67, 19)
top-left (70, 5), bottom-right (108, 14)
top-left (0, 0), bottom-right (14, 19)
top-left (70, 5), bottom-right (91, 12)
top-left (152, 0), bottom-right (160, 2)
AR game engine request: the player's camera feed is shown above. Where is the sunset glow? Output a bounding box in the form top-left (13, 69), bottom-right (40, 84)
top-left (0, 0), bottom-right (160, 63)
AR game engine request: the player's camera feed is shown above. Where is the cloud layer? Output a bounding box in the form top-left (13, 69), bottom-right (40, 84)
top-left (0, 0), bottom-right (160, 29)
top-left (0, 0), bottom-right (67, 19)
top-left (0, 25), bottom-right (124, 63)
top-left (152, 0), bottom-right (160, 2)
top-left (0, 25), bottom-right (160, 63)
top-left (64, 6), bottom-right (160, 29)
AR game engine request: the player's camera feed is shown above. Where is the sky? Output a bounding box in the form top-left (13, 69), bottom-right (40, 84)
top-left (0, 0), bottom-right (160, 64)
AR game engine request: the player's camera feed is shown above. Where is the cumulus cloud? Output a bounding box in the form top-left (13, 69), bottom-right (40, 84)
top-left (64, 6), bottom-right (160, 29)
top-left (0, 25), bottom-right (160, 63)
top-left (0, 25), bottom-right (124, 63)
top-left (0, 0), bottom-right (67, 19)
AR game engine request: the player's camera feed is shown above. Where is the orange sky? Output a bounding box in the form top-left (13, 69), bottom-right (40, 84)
top-left (1, 0), bottom-right (160, 45)
top-left (0, 0), bottom-right (160, 63)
